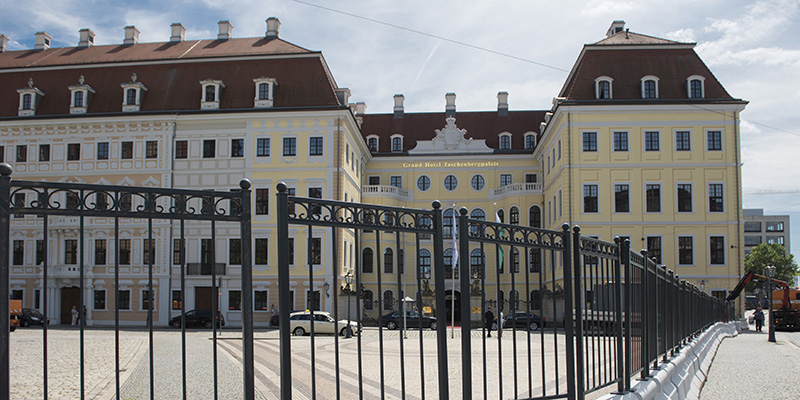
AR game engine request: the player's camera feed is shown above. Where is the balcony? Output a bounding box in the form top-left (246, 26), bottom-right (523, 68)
top-left (362, 185), bottom-right (411, 201)
top-left (491, 183), bottom-right (543, 199)
top-left (187, 263), bottom-right (227, 276)
top-left (50, 264), bottom-right (81, 279)
top-left (49, 216), bottom-right (80, 229)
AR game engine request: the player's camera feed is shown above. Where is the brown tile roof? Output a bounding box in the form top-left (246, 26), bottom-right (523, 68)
top-left (559, 47), bottom-right (736, 101)
top-left (360, 111), bottom-right (547, 153)
top-left (0, 38), bottom-right (343, 117)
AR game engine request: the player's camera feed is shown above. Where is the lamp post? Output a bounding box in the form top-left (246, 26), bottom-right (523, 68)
top-left (344, 270), bottom-right (353, 338)
top-left (765, 265), bottom-right (776, 343)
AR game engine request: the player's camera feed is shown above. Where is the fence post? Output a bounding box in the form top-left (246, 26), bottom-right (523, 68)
top-left (571, 226), bottom-right (585, 399)
top-left (431, 201), bottom-right (450, 399)
top-left (640, 250), bottom-right (650, 379)
top-left (561, 223), bottom-right (577, 400)
top-left (239, 179), bottom-right (254, 399)
top-left (458, 207), bottom-right (472, 399)
top-left (276, 182), bottom-right (292, 400)
top-left (613, 237), bottom-right (625, 393)
top-left (0, 163), bottom-right (11, 400)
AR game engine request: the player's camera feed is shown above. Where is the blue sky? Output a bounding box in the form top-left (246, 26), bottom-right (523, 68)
top-left (3, 0), bottom-right (799, 256)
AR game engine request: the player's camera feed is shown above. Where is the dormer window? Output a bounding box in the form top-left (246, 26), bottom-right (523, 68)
top-left (367, 136), bottom-right (379, 152)
top-left (687, 75), bottom-right (706, 98)
top-left (200, 79), bottom-right (225, 110)
top-left (524, 133), bottom-right (537, 150)
top-left (594, 76), bottom-right (613, 99)
top-left (17, 78), bottom-right (45, 116)
top-left (253, 77), bottom-right (278, 108)
top-left (391, 135), bottom-right (403, 152)
top-left (499, 133), bottom-right (512, 150)
top-left (120, 73), bottom-right (147, 112)
top-left (641, 76), bottom-right (659, 99)
top-left (68, 75), bottom-right (95, 114)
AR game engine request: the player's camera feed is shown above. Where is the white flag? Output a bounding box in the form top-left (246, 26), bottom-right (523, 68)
top-left (452, 209), bottom-right (458, 271)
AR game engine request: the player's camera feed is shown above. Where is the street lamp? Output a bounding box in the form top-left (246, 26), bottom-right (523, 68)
top-left (765, 265), bottom-right (776, 343)
top-left (344, 270), bottom-right (353, 338)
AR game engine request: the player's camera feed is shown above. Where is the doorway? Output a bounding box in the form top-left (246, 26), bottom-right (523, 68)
top-left (60, 286), bottom-right (80, 324)
top-left (195, 287), bottom-right (213, 310)
top-left (444, 290), bottom-right (461, 323)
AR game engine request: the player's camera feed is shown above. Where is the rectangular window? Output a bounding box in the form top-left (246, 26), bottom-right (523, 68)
top-left (67, 144), bottom-right (80, 161)
top-left (229, 290), bottom-right (242, 310)
top-left (65, 239), bottom-right (78, 264)
top-left (97, 142), bottom-right (109, 160)
top-left (766, 222), bottom-right (784, 232)
top-left (308, 187), bottom-right (322, 215)
top-left (145, 141), bottom-right (158, 159)
top-left (744, 236), bottom-right (762, 246)
top-left (646, 184), bottom-right (661, 213)
top-left (36, 240), bottom-right (44, 265)
top-left (614, 184), bottom-right (629, 213)
top-left (255, 188), bottom-right (269, 215)
top-left (525, 173), bottom-right (538, 183)
top-left (677, 184), bottom-right (692, 212)
top-left (707, 131), bottom-right (722, 151)
top-left (229, 238), bottom-right (242, 265)
top-left (675, 131), bottom-right (691, 151)
top-left (95, 239), bottom-right (106, 265)
top-left (13, 240), bottom-right (24, 265)
top-left (231, 139), bottom-right (244, 158)
top-left (368, 176), bottom-right (380, 185)
top-left (34, 289), bottom-right (41, 309)
top-left (142, 238), bottom-right (155, 265)
top-left (16, 145), bottom-right (27, 162)
top-left (558, 140), bottom-right (562, 159)
top-left (119, 239), bottom-right (131, 265)
top-left (309, 137), bottom-right (323, 156)
top-left (141, 289), bottom-right (154, 310)
top-left (175, 141), bottom-right (188, 159)
top-left (0, 145), bottom-right (4, 162)
top-left (254, 290), bottom-right (268, 311)
top-left (94, 290), bottom-right (106, 310)
top-left (583, 184), bottom-right (598, 213)
top-left (257, 138), bottom-right (270, 157)
top-left (283, 137), bottom-right (297, 156)
top-left (500, 174), bottom-right (512, 187)
top-left (744, 222), bottom-right (762, 232)
top-left (201, 239), bottom-right (214, 265)
top-left (203, 140), bottom-right (216, 158)
top-left (646, 236), bottom-right (662, 264)
top-left (390, 176), bottom-right (402, 188)
top-left (708, 184), bottom-right (724, 212)
top-left (255, 238), bottom-right (268, 265)
top-left (288, 238), bottom-right (294, 265)
top-left (311, 238), bottom-right (321, 265)
top-left (710, 236), bottom-right (725, 264)
top-left (644, 131), bottom-right (660, 151)
top-left (172, 290), bottom-right (182, 310)
top-left (118, 290), bottom-right (130, 310)
top-left (13, 193), bottom-right (25, 218)
top-left (613, 131), bottom-right (628, 151)
top-left (678, 236), bottom-right (693, 265)
top-left (766, 236), bottom-right (785, 245)
top-left (39, 144), bottom-right (50, 161)
top-left (121, 142), bottom-right (133, 159)
top-left (173, 238), bottom-right (184, 265)
top-left (582, 132), bottom-right (597, 152)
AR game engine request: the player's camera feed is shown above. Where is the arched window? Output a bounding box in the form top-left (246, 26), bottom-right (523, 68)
top-left (22, 93), bottom-right (32, 110)
top-left (443, 208), bottom-right (455, 237)
top-left (418, 249), bottom-right (431, 279)
top-left (509, 290), bottom-right (520, 311)
top-left (499, 134), bottom-right (511, 150)
top-left (391, 136), bottom-right (403, 152)
top-left (525, 134), bottom-right (536, 150)
top-left (126, 89), bottom-right (137, 105)
top-left (363, 289), bottom-right (374, 310)
top-left (510, 206), bottom-right (520, 225)
top-left (530, 290), bottom-right (541, 310)
top-left (470, 209), bottom-right (486, 235)
top-left (512, 248), bottom-right (520, 273)
top-left (595, 77), bottom-right (613, 99)
top-left (258, 82), bottom-right (270, 100)
top-left (470, 248), bottom-right (484, 279)
top-left (74, 91), bottom-right (84, 108)
top-left (205, 85), bottom-right (216, 102)
top-left (383, 290), bottom-right (394, 311)
top-left (362, 248), bottom-right (374, 273)
top-left (368, 137), bottom-right (378, 152)
top-left (384, 248), bottom-right (394, 274)
top-left (642, 80), bottom-right (657, 98)
top-left (529, 205), bottom-right (541, 228)
top-left (444, 248), bottom-right (457, 279)
top-left (496, 209), bottom-right (504, 223)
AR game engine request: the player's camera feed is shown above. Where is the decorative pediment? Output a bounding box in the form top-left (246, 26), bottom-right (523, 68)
top-left (408, 117), bottom-right (493, 155)
top-left (433, 117), bottom-right (472, 150)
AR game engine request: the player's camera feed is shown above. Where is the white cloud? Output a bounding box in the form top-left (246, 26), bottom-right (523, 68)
top-left (664, 28), bottom-right (695, 43)
top-left (579, 0), bottom-right (639, 17)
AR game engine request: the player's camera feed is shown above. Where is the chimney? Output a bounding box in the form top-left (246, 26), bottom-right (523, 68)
top-left (497, 91), bottom-right (509, 117)
top-left (393, 94), bottom-right (404, 119)
top-left (445, 93), bottom-right (456, 118)
top-left (218, 20), bottom-right (233, 41)
top-left (265, 17), bottom-right (281, 39)
top-left (335, 88), bottom-right (351, 105)
top-left (124, 26), bottom-right (140, 45)
top-left (170, 23), bottom-right (186, 43)
top-left (34, 31), bottom-right (52, 51)
top-left (606, 20), bottom-right (626, 38)
top-left (78, 28), bottom-right (95, 48)
top-left (0, 34), bottom-right (8, 53)
top-left (355, 102), bottom-right (367, 115)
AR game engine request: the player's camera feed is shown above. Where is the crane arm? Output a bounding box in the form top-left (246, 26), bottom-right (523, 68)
top-left (727, 271), bottom-right (791, 309)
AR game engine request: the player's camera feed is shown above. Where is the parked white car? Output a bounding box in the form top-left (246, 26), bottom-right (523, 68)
top-left (289, 311), bottom-right (360, 336)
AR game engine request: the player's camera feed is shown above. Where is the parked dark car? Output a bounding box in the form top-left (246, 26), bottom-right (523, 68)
top-left (381, 310), bottom-right (437, 330)
top-left (170, 310), bottom-right (225, 329)
top-left (19, 308), bottom-right (49, 327)
top-left (492, 311), bottom-right (543, 331)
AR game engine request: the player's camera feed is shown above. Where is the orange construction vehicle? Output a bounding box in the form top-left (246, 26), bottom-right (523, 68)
top-left (727, 271), bottom-right (800, 331)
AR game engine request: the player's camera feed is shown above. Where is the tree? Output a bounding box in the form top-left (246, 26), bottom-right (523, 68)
top-left (743, 243), bottom-right (798, 292)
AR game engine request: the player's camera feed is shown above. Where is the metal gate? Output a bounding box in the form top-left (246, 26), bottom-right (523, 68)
top-left (0, 164), bottom-right (256, 399)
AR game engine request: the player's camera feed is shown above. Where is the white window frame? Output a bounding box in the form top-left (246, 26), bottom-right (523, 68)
top-left (676, 182), bottom-right (694, 213)
top-left (686, 75), bottom-right (706, 99)
top-left (254, 289), bottom-right (269, 311)
top-left (524, 132), bottom-right (537, 150)
top-left (674, 129), bottom-right (692, 152)
top-left (594, 76), bottom-right (613, 99)
top-left (705, 129), bottom-right (724, 152)
top-left (708, 234), bottom-right (727, 266)
top-left (68, 76), bottom-right (95, 115)
top-left (253, 76), bottom-right (278, 108)
top-left (120, 74), bottom-right (148, 112)
top-left (417, 175), bottom-right (431, 192)
top-left (17, 81), bottom-right (45, 117)
top-left (707, 182), bottom-right (725, 213)
top-left (644, 182), bottom-right (663, 214)
top-left (643, 130), bottom-right (661, 152)
top-left (366, 135), bottom-right (379, 152)
top-left (640, 75), bottom-right (660, 99)
top-left (200, 79), bottom-right (225, 110)
top-left (499, 133), bottom-right (512, 150)
top-left (613, 182), bottom-right (631, 214)
top-left (582, 184), bottom-right (599, 214)
top-left (390, 134), bottom-right (404, 152)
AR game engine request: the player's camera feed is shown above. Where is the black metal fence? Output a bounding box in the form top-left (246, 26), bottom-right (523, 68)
top-left (1, 171), bottom-right (731, 400)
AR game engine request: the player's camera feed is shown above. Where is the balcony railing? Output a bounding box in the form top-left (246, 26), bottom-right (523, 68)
top-left (362, 185), bottom-right (411, 200)
top-left (491, 182), bottom-right (542, 198)
top-left (187, 263), bottom-right (227, 276)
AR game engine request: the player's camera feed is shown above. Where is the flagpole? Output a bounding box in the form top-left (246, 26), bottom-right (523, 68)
top-left (451, 203), bottom-right (456, 339)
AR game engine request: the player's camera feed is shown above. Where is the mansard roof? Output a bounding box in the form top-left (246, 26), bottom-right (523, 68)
top-left (360, 110), bottom-right (547, 153)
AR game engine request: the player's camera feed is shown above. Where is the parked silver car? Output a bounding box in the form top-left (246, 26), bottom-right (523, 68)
top-left (289, 311), bottom-right (360, 336)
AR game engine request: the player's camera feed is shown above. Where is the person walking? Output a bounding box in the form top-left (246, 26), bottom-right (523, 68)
top-left (484, 306), bottom-right (495, 338)
top-left (753, 306), bottom-right (765, 332)
top-left (70, 305), bottom-right (78, 326)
